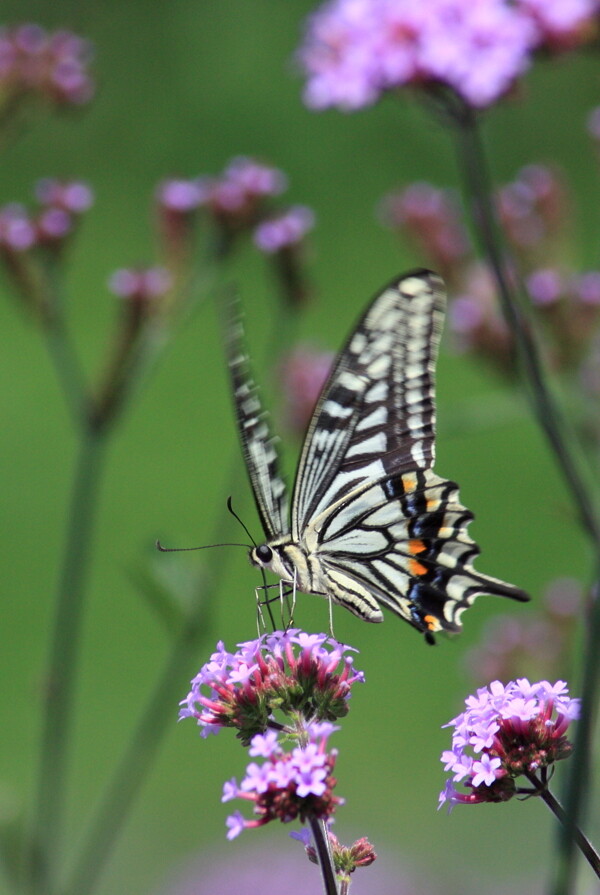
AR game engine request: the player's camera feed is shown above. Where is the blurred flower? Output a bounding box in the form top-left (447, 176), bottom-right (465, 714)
top-left (464, 577), bottom-right (582, 685)
top-left (107, 266), bottom-right (172, 303)
top-left (0, 203), bottom-right (36, 252)
top-left (516, 0), bottom-right (599, 50)
top-left (0, 23), bottom-right (94, 108)
top-left (180, 630), bottom-right (364, 745)
top-left (155, 178), bottom-right (206, 267)
top-left (439, 678), bottom-right (579, 812)
top-left (223, 723), bottom-right (341, 838)
top-left (35, 178), bottom-right (94, 213)
top-left (448, 262), bottom-right (514, 370)
top-left (379, 182), bottom-right (470, 282)
top-left (253, 206), bottom-right (315, 254)
top-left (496, 164), bottom-right (569, 262)
top-left (199, 156), bottom-right (287, 235)
top-left (154, 844), bottom-right (429, 895)
top-left (279, 345), bottom-right (333, 435)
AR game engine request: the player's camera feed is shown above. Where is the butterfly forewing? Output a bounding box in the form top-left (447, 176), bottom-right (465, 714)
top-left (292, 271), bottom-right (445, 536)
top-left (224, 295), bottom-right (289, 540)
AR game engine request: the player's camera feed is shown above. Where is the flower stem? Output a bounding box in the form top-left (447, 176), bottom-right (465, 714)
top-left (452, 104), bottom-right (600, 545)
top-left (308, 816), bottom-right (339, 895)
top-left (523, 772), bottom-right (600, 880)
top-left (31, 428), bottom-right (107, 894)
top-left (448, 100), bottom-right (600, 895)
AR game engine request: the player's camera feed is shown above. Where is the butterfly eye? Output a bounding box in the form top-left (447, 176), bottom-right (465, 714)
top-left (255, 544), bottom-right (273, 564)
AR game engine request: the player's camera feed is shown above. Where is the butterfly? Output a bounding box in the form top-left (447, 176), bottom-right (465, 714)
top-left (225, 269), bottom-right (528, 643)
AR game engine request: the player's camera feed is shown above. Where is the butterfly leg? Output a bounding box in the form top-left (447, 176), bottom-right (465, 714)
top-left (280, 568), bottom-right (297, 631)
top-left (255, 582), bottom-right (282, 634)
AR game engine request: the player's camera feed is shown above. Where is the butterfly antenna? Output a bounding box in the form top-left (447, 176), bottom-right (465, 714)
top-left (155, 540), bottom-right (251, 552)
top-left (226, 496), bottom-right (258, 547)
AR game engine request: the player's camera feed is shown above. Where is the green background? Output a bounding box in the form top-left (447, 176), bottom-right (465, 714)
top-left (1, 2), bottom-right (598, 893)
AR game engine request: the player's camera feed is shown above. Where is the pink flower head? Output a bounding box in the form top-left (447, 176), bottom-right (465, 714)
top-left (223, 723), bottom-right (341, 838)
top-left (179, 630), bottom-right (364, 745)
top-left (299, 0), bottom-right (538, 111)
top-left (439, 678), bottom-right (579, 812)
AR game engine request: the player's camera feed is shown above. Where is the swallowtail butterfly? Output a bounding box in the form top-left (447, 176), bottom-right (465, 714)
top-left (226, 270), bottom-right (528, 642)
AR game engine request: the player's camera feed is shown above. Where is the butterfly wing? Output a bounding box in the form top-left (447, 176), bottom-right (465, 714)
top-left (224, 295), bottom-right (289, 540)
top-left (292, 270), bottom-right (444, 534)
top-left (291, 270), bottom-right (528, 634)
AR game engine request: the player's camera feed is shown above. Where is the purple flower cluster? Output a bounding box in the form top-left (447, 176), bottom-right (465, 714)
top-left (383, 164), bottom-right (600, 378)
top-left (223, 722), bottom-right (341, 838)
top-left (155, 159), bottom-right (314, 266)
top-left (298, 0), bottom-right (599, 111)
top-left (0, 179), bottom-right (93, 253)
top-left (181, 631), bottom-right (365, 841)
top-left (439, 679), bottom-right (579, 812)
top-left (0, 23), bottom-right (93, 106)
top-left (180, 630), bottom-right (364, 746)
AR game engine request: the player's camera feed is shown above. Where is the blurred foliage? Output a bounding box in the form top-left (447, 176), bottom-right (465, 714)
top-left (1, 2), bottom-right (599, 894)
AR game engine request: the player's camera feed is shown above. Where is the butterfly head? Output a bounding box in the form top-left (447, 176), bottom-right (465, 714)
top-left (251, 544), bottom-right (274, 566)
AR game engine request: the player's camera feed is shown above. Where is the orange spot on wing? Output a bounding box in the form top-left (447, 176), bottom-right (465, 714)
top-left (426, 499), bottom-right (439, 511)
top-left (423, 614), bottom-right (439, 631)
top-left (409, 539), bottom-right (426, 555)
top-left (409, 558), bottom-right (428, 577)
top-left (403, 474), bottom-right (417, 492)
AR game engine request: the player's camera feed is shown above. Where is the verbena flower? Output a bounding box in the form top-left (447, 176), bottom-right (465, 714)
top-left (439, 678), bottom-right (579, 812)
top-left (0, 23), bottom-right (94, 107)
top-left (298, 0), bottom-right (599, 112)
top-left (222, 722), bottom-right (342, 837)
top-left (180, 630), bottom-right (365, 746)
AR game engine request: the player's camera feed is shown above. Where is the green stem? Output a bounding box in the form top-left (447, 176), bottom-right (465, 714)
top-left (62, 599), bottom-right (213, 895)
top-left (308, 816), bottom-right (339, 895)
top-left (31, 429), bottom-right (107, 894)
top-left (448, 101), bottom-right (600, 895)
top-left (452, 106), bottom-right (600, 544)
top-left (523, 772), bottom-right (600, 880)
